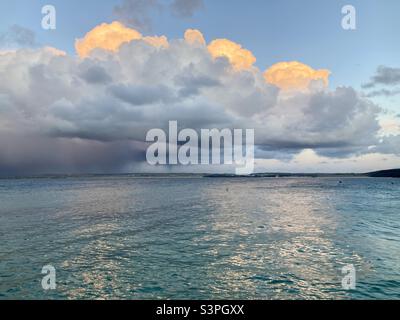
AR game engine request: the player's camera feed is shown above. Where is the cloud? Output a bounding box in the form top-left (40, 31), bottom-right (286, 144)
top-left (364, 88), bottom-right (400, 98)
top-left (113, 0), bottom-right (160, 31)
top-left (113, 0), bottom-right (204, 31)
top-left (362, 66), bottom-right (400, 88)
top-left (264, 61), bottom-right (330, 91)
top-left (75, 21), bottom-right (169, 58)
top-left (207, 39), bottom-right (256, 71)
top-left (255, 151), bottom-right (400, 174)
top-left (170, 0), bottom-right (204, 17)
top-left (79, 65), bottom-right (113, 84)
top-left (109, 83), bottom-right (175, 106)
top-left (373, 135), bottom-right (400, 155)
top-left (362, 66), bottom-right (400, 99)
top-left (254, 86), bottom-right (382, 158)
top-left (0, 24), bottom-right (397, 175)
top-left (0, 134), bottom-right (146, 176)
top-left (75, 21), bottom-right (138, 58)
top-left (184, 29), bottom-right (206, 46)
top-left (0, 25), bottom-right (37, 49)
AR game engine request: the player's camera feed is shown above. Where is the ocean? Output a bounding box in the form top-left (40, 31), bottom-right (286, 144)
top-left (0, 176), bottom-right (399, 299)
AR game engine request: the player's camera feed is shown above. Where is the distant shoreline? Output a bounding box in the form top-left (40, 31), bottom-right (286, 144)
top-left (205, 169), bottom-right (400, 178)
top-left (0, 169), bottom-right (399, 179)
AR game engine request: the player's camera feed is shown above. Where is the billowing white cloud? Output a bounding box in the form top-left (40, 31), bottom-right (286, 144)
top-left (184, 29), bottom-right (206, 46)
top-left (75, 21), bottom-right (168, 58)
top-left (264, 61), bottom-right (330, 91)
top-left (207, 38), bottom-right (256, 71)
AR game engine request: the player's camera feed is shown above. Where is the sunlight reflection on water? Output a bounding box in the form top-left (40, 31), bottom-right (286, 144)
top-left (0, 176), bottom-right (399, 299)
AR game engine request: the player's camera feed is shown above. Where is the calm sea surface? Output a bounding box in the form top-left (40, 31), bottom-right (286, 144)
top-left (0, 176), bottom-right (399, 299)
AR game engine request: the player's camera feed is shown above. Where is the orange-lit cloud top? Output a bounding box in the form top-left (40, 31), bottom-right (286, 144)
top-left (75, 23), bottom-right (257, 72)
top-left (264, 61), bottom-right (331, 91)
top-left (142, 35), bottom-right (169, 48)
top-left (184, 29), bottom-right (206, 46)
top-left (44, 46), bottom-right (67, 56)
top-left (76, 22), bottom-right (141, 57)
top-left (75, 23), bottom-right (331, 92)
top-left (75, 21), bottom-right (168, 58)
top-left (207, 39), bottom-right (256, 71)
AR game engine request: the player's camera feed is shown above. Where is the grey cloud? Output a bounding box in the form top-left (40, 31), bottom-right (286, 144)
top-left (258, 140), bottom-right (351, 150)
top-left (170, 0), bottom-right (204, 17)
top-left (364, 88), bottom-right (400, 98)
top-left (305, 87), bottom-right (381, 139)
top-left (80, 65), bottom-right (112, 84)
top-left (0, 40), bottom-right (396, 175)
top-left (253, 87), bottom-right (381, 158)
top-left (0, 135), bottom-right (146, 177)
top-left (110, 83), bottom-right (175, 106)
top-left (113, 0), bottom-right (203, 31)
top-left (255, 146), bottom-right (306, 162)
top-left (0, 25), bottom-right (37, 48)
top-left (314, 146), bottom-right (374, 159)
top-left (113, 0), bottom-right (160, 31)
top-left (372, 135), bottom-right (400, 156)
top-left (362, 66), bottom-right (400, 88)
top-left (174, 64), bottom-right (221, 97)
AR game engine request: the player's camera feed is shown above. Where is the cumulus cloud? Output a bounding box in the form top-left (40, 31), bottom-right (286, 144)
top-left (75, 21), bottom-right (142, 58)
top-left (75, 21), bottom-right (169, 58)
top-left (0, 22), bottom-right (397, 175)
top-left (207, 39), bottom-right (256, 71)
top-left (184, 29), bottom-right (206, 46)
top-left (264, 61), bottom-right (330, 91)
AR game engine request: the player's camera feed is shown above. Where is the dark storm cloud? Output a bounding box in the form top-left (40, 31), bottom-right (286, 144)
top-left (0, 135), bottom-right (146, 177)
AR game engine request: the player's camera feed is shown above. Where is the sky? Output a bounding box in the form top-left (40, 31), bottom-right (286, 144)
top-left (0, 0), bottom-right (399, 175)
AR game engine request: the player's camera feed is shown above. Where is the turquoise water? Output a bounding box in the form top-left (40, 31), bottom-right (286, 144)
top-left (0, 176), bottom-right (399, 299)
